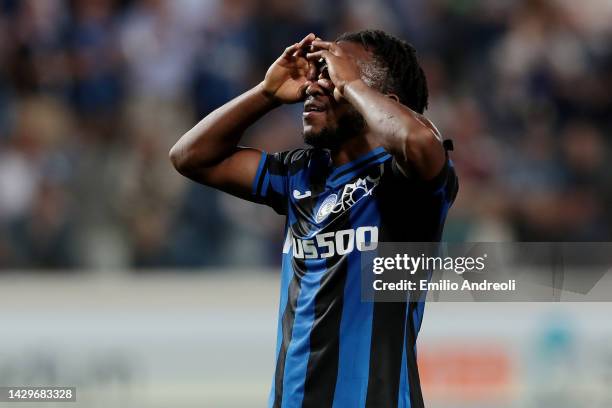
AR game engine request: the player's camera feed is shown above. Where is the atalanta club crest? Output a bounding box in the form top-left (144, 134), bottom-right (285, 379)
top-left (314, 164), bottom-right (385, 224)
top-left (315, 194), bottom-right (338, 223)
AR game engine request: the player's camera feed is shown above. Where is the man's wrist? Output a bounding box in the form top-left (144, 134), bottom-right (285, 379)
top-left (342, 79), bottom-right (368, 100)
top-left (256, 82), bottom-right (282, 108)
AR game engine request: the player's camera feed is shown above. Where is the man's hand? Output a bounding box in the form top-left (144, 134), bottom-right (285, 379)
top-left (261, 33), bottom-right (316, 104)
top-left (306, 40), bottom-right (362, 102)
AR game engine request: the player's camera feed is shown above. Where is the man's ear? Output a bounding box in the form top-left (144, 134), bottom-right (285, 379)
top-left (386, 93), bottom-right (400, 103)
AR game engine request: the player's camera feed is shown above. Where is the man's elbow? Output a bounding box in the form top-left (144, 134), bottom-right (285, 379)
top-left (169, 143), bottom-right (182, 170)
top-left (395, 127), bottom-right (420, 156)
top-left (401, 128), bottom-right (445, 177)
top-left (169, 142), bottom-right (195, 176)
top-left (169, 141), bottom-right (217, 185)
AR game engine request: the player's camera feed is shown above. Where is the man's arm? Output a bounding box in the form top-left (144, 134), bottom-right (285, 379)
top-left (169, 33), bottom-right (316, 200)
top-left (169, 84), bottom-right (279, 200)
top-left (307, 41), bottom-right (446, 180)
top-left (342, 81), bottom-right (446, 180)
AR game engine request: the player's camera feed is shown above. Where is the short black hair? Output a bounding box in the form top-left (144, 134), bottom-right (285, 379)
top-left (336, 29), bottom-right (429, 113)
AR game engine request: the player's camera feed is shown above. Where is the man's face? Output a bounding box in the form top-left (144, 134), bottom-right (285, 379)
top-left (302, 41), bottom-right (374, 149)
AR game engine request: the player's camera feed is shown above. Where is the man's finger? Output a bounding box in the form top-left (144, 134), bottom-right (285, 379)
top-left (296, 33), bottom-right (316, 56)
top-left (298, 33), bottom-right (316, 48)
top-left (307, 60), bottom-right (318, 81)
top-left (308, 37), bottom-right (323, 54)
top-left (306, 50), bottom-right (330, 60)
top-left (292, 48), bottom-right (306, 58)
top-left (312, 40), bottom-right (333, 50)
top-left (317, 78), bottom-right (334, 91)
top-left (282, 43), bottom-right (299, 57)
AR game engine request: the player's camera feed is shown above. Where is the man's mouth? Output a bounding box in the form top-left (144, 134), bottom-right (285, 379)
top-left (303, 99), bottom-right (328, 119)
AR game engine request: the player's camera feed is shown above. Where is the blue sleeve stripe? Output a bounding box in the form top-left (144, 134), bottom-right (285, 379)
top-left (261, 171), bottom-right (271, 196)
top-left (252, 151), bottom-right (268, 196)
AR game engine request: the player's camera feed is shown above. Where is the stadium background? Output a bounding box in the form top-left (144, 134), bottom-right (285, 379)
top-left (1, 0), bottom-right (611, 407)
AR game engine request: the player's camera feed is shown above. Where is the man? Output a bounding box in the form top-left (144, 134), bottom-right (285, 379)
top-left (170, 29), bottom-right (458, 408)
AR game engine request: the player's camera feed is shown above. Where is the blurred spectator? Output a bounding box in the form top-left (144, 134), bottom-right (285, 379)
top-left (0, 0), bottom-right (611, 270)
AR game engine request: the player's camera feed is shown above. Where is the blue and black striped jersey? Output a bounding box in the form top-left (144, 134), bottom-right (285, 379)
top-left (252, 146), bottom-right (458, 408)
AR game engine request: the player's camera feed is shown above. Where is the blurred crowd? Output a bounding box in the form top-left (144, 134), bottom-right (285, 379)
top-left (0, 0), bottom-right (611, 270)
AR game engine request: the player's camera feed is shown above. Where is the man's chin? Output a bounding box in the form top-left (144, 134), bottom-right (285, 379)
top-left (303, 107), bottom-right (365, 149)
top-left (303, 128), bottom-right (334, 149)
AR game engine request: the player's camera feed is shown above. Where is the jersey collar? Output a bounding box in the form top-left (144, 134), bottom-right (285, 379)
top-left (327, 146), bottom-right (391, 187)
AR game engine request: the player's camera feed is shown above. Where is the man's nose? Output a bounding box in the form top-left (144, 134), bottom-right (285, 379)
top-left (305, 80), bottom-right (325, 97)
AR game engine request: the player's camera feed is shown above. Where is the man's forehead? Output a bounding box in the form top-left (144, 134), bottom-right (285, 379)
top-left (336, 40), bottom-right (374, 62)
top-left (335, 40), bottom-right (385, 90)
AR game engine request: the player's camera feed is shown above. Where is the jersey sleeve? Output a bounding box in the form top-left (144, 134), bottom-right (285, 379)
top-left (251, 150), bottom-right (295, 215)
top-left (391, 154), bottom-right (459, 204)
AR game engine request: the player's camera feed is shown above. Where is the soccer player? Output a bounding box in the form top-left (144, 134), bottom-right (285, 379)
top-left (170, 30), bottom-right (458, 408)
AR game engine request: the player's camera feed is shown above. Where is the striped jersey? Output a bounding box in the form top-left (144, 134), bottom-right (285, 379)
top-left (251, 146), bottom-right (458, 408)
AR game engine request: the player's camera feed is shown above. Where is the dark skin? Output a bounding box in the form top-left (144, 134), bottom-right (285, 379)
top-left (169, 34), bottom-right (446, 199)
